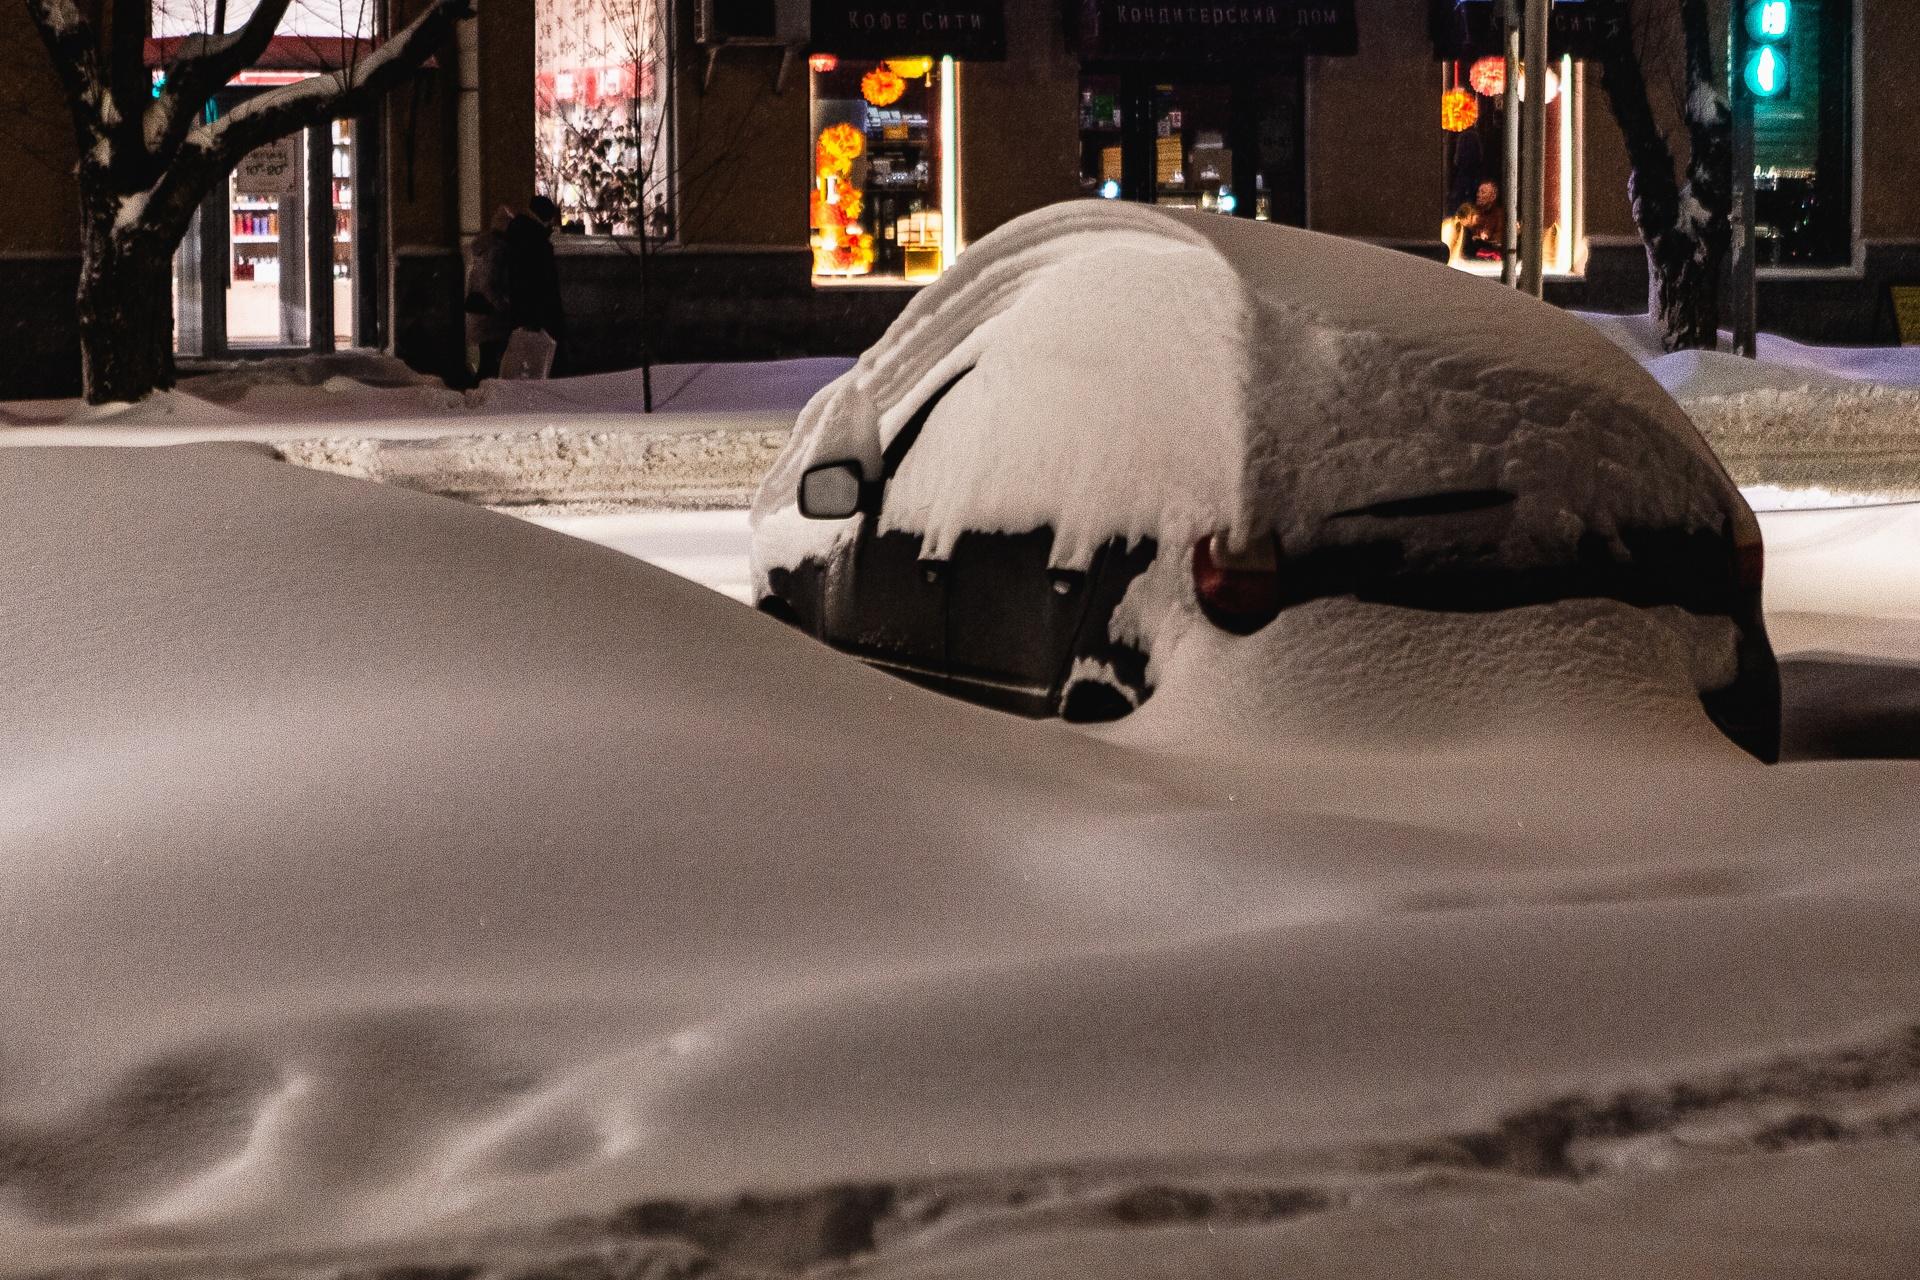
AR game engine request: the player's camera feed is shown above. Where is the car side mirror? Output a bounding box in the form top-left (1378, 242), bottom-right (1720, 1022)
top-left (799, 460), bottom-right (870, 519)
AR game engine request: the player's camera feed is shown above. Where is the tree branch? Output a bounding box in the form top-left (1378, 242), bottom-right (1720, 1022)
top-left (23, 0), bottom-right (108, 157)
top-left (146, 0), bottom-right (299, 171)
top-left (180, 0), bottom-right (467, 187)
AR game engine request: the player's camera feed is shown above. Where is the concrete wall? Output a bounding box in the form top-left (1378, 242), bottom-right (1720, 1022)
top-left (387, 0), bottom-right (467, 381)
top-left (476, 0), bottom-right (537, 226)
top-left (2, 0), bottom-right (87, 395)
top-left (956, 3), bottom-right (1081, 245)
top-left (1860, 0), bottom-right (1920, 241)
top-left (675, 41), bottom-right (809, 247)
top-left (1306, 0), bottom-right (1444, 242)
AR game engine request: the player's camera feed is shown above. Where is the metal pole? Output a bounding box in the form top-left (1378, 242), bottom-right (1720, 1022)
top-left (1501, 0), bottom-right (1521, 287)
top-left (1518, 0), bottom-right (1550, 297)
top-left (1729, 16), bottom-right (1758, 357)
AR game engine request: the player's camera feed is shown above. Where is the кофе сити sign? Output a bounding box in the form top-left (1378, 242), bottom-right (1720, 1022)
top-left (811, 3), bottom-right (1008, 59)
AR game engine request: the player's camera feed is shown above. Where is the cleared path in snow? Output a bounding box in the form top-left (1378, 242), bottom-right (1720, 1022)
top-left (524, 509), bottom-right (754, 602)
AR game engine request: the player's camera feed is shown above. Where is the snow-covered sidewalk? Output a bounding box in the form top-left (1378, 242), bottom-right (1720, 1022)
top-left (8, 315), bottom-right (1920, 512)
top-left (0, 352), bottom-right (853, 445)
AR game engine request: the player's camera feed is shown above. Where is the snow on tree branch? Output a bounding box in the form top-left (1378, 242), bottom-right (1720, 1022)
top-left (146, 0), bottom-right (300, 166)
top-left (160, 0), bottom-right (470, 215)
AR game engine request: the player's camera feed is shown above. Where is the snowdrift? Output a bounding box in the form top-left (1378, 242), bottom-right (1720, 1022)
top-left (4, 444), bottom-right (1920, 1275)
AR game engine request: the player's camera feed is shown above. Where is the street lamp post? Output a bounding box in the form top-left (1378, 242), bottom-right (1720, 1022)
top-left (1518, 0), bottom-right (1550, 297)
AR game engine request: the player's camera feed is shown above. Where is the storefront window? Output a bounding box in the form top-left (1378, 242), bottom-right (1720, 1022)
top-left (1753, 0), bottom-right (1853, 266)
top-left (1440, 54), bottom-right (1579, 276)
top-left (534, 0), bottom-right (672, 237)
top-left (1077, 70), bottom-right (1305, 224)
top-left (809, 56), bottom-right (957, 283)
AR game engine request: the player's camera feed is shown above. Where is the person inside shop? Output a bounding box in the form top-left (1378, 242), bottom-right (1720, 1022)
top-left (464, 205), bottom-right (515, 383)
top-left (1447, 179), bottom-right (1507, 265)
top-left (506, 194), bottom-right (568, 372)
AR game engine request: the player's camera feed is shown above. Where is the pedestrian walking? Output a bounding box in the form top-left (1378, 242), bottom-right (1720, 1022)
top-left (465, 205), bottom-right (515, 382)
top-left (505, 194), bottom-right (567, 374)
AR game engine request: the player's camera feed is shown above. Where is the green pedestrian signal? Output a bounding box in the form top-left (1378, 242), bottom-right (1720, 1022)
top-left (1742, 2), bottom-right (1792, 99)
top-left (1745, 45), bottom-right (1789, 98)
top-left (1747, 1), bottom-right (1791, 42)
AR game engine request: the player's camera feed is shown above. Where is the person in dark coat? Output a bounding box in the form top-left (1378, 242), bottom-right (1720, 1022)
top-left (505, 194), bottom-right (567, 369)
top-left (465, 204), bottom-right (515, 382)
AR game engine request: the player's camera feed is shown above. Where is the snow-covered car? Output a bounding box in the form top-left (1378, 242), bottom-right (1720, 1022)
top-left (750, 201), bottom-right (1780, 762)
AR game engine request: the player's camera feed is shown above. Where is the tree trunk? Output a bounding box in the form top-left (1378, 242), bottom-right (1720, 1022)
top-left (78, 223), bottom-right (178, 405)
top-left (1649, 234), bottom-right (1721, 351)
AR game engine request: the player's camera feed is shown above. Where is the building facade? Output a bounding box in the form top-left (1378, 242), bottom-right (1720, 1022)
top-left (2, 0), bottom-right (1917, 399)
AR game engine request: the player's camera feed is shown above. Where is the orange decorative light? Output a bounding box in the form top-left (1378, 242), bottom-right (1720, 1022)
top-left (886, 57), bottom-right (933, 79)
top-left (808, 53), bottom-right (838, 73)
top-left (815, 122), bottom-right (864, 179)
top-left (1441, 87), bottom-right (1480, 133)
top-left (860, 65), bottom-right (906, 107)
top-left (1468, 55), bottom-right (1507, 98)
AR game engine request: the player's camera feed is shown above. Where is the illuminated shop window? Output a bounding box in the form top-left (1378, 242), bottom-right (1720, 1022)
top-left (534, 0), bottom-right (672, 236)
top-left (1752, 0), bottom-right (1853, 266)
top-left (809, 55), bottom-right (958, 283)
top-left (1440, 54), bottom-right (1581, 277)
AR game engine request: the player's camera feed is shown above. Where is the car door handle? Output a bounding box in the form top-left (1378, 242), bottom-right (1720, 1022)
top-left (1047, 569), bottom-right (1083, 596)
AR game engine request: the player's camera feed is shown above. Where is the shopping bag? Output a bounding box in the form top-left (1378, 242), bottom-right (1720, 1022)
top-left (499, 327), bottom-right (557, 380)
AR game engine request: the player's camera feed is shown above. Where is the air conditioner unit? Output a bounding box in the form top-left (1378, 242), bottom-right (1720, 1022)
top-left (694, 0), bottom-right (806, 45)
top-left (694, 0), bottom-right (808, 93)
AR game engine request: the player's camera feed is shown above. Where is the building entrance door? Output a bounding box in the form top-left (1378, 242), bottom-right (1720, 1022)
top-left (173, 113), bottom-right (382, 359)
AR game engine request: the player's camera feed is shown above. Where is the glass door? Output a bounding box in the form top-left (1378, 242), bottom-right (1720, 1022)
top-left (330, 118), bottom-right (356, 346)
top-left (227, 131), bottom-right (310, 347)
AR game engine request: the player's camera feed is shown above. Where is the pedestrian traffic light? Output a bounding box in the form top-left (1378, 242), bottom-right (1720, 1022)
top-left (1743, 2), bottom-right (1792, 99)
top-left (1745, 45), bottom-right (1789, 97)
top-left (1746, 1), bottom-right (1791, 42)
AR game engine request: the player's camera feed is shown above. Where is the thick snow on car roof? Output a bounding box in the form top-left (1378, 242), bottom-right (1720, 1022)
top-left (754, 201), bottom-right (1747, 583)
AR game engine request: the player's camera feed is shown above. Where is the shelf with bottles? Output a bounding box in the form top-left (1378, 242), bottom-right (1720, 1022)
top-left (231, 251), bottom-right (280, 284)
top-left (231, 208), bottom-right (282, 238)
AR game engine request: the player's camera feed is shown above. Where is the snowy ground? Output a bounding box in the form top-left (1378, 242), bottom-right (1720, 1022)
top-left (5, 315), bottom-right (1920, 1278)
top-left (5, 443), bottom-right (1920, 1280)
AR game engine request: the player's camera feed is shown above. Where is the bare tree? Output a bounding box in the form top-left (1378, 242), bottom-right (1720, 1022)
top-left (1593, 0), bottom-right (1730, 351)
top-left (534, 0), bottom-right (777, 408)
top-left (25, 0), bottom-right (472, 403)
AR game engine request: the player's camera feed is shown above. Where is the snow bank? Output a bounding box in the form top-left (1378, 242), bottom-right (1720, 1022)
top-left (1577, 311), bottom-right (1920, 506)
top-left (0, 356), bottom-right (851, 446)
top-left (6, 444), bottom-right (1920, 1275)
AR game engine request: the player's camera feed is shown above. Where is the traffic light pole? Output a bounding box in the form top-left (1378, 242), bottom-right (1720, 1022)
top-left (1730, 11), bottom-right (1759, 357)
top-left (1518, 0), bottom-right (1550, 297)
top-left (1500, 0), bottom-right (1521, 287)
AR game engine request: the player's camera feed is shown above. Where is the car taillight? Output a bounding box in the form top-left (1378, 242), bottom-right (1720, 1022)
top-left (1192, 533), bottom-right (1283, 635)
top-left (1735, 533), bottom-right (1764, 592)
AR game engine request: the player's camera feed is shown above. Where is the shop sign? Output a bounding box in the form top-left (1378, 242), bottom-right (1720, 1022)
top-left (234, 136), bottom-right (300, 196)
top-left (1428, 0), bottom-right (1628, 62)
top-left (1075, 2), bottom-right (1359, 60)
top-left (811, 2), bottom-right (1007, 60)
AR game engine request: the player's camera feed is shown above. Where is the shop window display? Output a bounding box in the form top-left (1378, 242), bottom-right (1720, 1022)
top-left (534, 0), bottom-right (672, 237)
top-left (1752, 0), bottom-right (1853, 266)
top-left (1440, 54), bottom-right (1579, 277)
top-left (810, 57), bottom-right (953, 282)
top-left (1076, 73), bottom-right (1305, 225)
